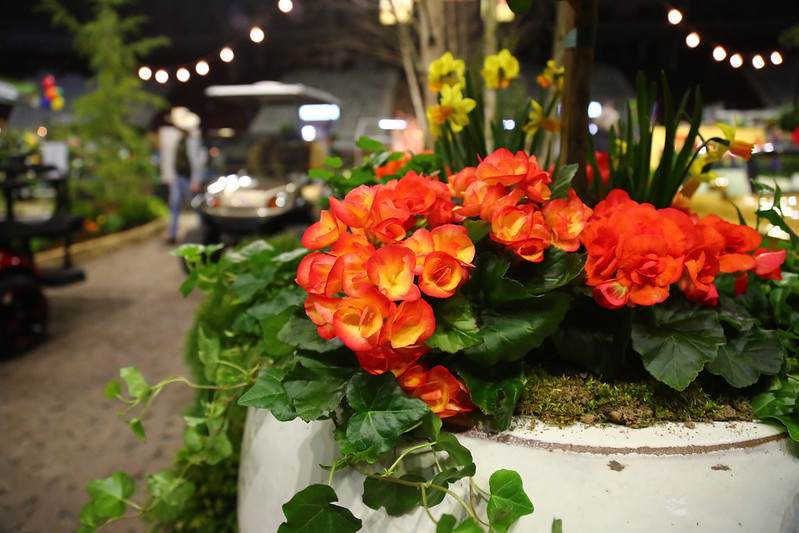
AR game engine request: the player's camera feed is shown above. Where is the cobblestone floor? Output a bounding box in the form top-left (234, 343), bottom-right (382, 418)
top-left (0, 220), bottom-right (202, 533)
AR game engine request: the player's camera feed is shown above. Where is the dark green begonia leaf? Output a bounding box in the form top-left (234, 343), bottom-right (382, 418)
top-left (427, 292), bottom-right (483, 353)
top-left (706, 328), bottom-right (785, 388)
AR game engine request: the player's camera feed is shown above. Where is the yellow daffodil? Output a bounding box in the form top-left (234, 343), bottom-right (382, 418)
top-left (428, 52), bottom-right (465, 93)
top-left (481, 49), bottom-right (520, 89)
top-left (426, 84), bottom-right (476, 136)
top-left (716, 120), bottom-right (754, 161)
top-left (522, 99), bottom-right (559, 137)
top-left (536, 60), bottom-right (565, 92)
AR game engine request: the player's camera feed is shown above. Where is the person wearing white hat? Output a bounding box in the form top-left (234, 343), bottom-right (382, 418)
top-left (158, 106), bottom-right (206, 244)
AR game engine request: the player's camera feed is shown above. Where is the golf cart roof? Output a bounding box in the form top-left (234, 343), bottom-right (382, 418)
top-left (204, 81), bottom-right (341, 106)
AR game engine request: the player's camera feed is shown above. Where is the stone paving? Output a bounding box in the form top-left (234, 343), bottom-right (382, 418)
top-left (0, 220), bottom-right (203, 532)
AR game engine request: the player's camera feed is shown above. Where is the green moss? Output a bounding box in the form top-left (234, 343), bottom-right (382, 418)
top-left (517, 364), bottom-right (754, 428)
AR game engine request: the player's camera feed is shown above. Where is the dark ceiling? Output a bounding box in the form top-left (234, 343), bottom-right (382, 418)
top-left (1, 0), bottom-right (798, 111)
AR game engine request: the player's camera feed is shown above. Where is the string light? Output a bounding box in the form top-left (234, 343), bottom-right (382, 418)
top-left (195, 60), bottom-right (210, 76)
top-left (250, 26), bottom-right (265, 43)
top-left (664, 2), bottom-right (787, 71)
top-left (138, 66), bottom-right (152, 81)
top-left (155, 69), bottom-right (169, 83)
top-left (219, 47), bottom-right (235, 63)
top-left (278, 0), bottom-right (293, 13)
top-left (176, 67), bottom-right (191, 82)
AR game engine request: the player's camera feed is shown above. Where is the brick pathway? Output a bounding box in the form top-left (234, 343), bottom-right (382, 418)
top-left (0, 223), bottom-right (202, 532)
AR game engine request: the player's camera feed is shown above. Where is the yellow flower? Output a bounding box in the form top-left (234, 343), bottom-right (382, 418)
top-left (426, 84), bottom-right (476, 136)
top-left (523, 99), bottom-right (559, 137)
top-left (23, 131), bottom-right (39, 149)
top-left (428, 52), bottom-right (465, 93)
top-left (536, 60), bottom-right (565, 92)
top-left (481, 49), bottom-right (520, 89)
top-left (716, 121), bottom-right (754, 161)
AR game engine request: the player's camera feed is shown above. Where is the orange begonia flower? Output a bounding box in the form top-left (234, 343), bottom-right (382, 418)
top-left (448, 166), bottom-right (479, 199)
top-left (542, 189), bottom-right (593, 252)
top-left (697, 214), bottom-right (760, 273)
top-left (327, 253), bottom-right (369, 297)
top-left (371, 218), bottom-right (410, 245)
top-left (592, 279), bottom-right (629, 309)
top-left (333, 284), bottom-right (392, 352)
top-left (419, 251), bottom-right (466, 298)
top-left (476, 148), bottom-right (529, 187)
top-left (387, 298), bottom-right (436, 349)
top-left (394, 171), bottom-right (441, 215)
top-left (753, 247), bottom-right (786, 280)
top-left (296, 252), bottom-right (337, 295)
top-left (355, 345), bottom-right (429, 376)
top-left (615, 233), bottom-right (684, 306)
top-left (365, 244), bottom-right (420, 301)
top-left (301, 209), bottom-right (346, 250)
top-left (375, 153), bottom-right (411, 180)
top-left (304, 294), bottom-right (340, 339)
top-left (431, 224), bottom-right (476, 265)
top-left (518, 156), bottom-right (552, 204)
top-left (404, 228), bottom-right (436, 274)
top-left (490, 204), bottom-right (552, 262)
top-left (397, 365), bottom-right (475, 418)
top-left (330, 185), bottom-right (379, 229)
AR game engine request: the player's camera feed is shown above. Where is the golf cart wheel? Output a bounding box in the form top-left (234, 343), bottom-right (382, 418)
top-left (0, 274), bottom-right (49, 356)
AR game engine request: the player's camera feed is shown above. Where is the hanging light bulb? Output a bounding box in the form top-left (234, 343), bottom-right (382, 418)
top-left (176, 67), bottom-right (191, 82)
top-left (278, 0), bottom-right (293, 13)
top-left (195, 60), bottom-right (210, 76)
top-left (771, 51), bottom-right (783, 65)
top-left (250, 26), bottom-right (265, 43)
top-left (712, 46), bottom-right (727, 61)
top-left (729, 53), bottom-right (743, 68)
top-left (667, 9), bottom-right (682, 25)
top-left (220, 47), bottom-right (234, 63)
top-left (752, 55), bottom-right (766, 69)
top-left (138, 66), bottom-right (153, 81)
top-left (155, 69), bottom-right (169, 83)
top-left (685, 32), bottom-right (700, 48)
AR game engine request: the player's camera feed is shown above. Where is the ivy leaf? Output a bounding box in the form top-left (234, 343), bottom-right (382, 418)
top-left (706, 329), bottom-right (785, 387)
top-left (427, 293), bottom-right (483, 353)
top-left (279, 313), bottom-right (343, 353)
top-left (425, 464), bottom-right (477, 507)
top-left (119, 367), bottom-right (151, 402)
top-left (355, 136), bottom-right (385, 152)
top-left (238, 367), bottom-right (297, 421)
top-left (631, 303), bottom-right (725, 391)
top-left (104, 380), bottom-right (121, 399)
top-left (85, 472), bottom-right (135, 518)
top-left (197, 327), bottom-right (220, 382)
top-left (279, 484), bottom-right (361, 533)
top-left (127, 418), bottom-right (146, 442)
top-left (147, 471), bottom-right (195, 508)
top-left (457, 363), bottom-right (524, 430)
top-left (283, 363), bottom-right (354, 422)
top-left (487, 469), bottom-right (534, 533)
top-left (344, 373), bottom-right (431, 454)
top-left (552, 518), bottom-right (564, 533)
top-left (465, 293), bottom-right (569, 365)
top-left (417, 411), bottom-right (443, 441)
top-left (433, 432), bottom-right (473, 467)
top-left (436, 515), bottom-right (484, 532)
top-left (362, 474), bottom-right (426, 516)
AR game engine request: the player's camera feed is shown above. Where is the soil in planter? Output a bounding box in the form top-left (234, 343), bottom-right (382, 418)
top-left (516, 359), bottom-right (755, 428)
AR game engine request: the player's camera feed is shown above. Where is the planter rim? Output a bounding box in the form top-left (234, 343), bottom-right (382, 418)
top-left (462, 417), bottom-right (789, 456)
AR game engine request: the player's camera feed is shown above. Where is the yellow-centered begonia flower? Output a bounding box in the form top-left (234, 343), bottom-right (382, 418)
top-left (481, 49), bottom-right (520, 89)
top-left (428, 52), bottom-right (465, 93)
top-left (536, 60), bottom-right (565, 92)
top-left (522, 99), bottom-right (559, 137)
top-left (426, 84), bottom-right (476, 136)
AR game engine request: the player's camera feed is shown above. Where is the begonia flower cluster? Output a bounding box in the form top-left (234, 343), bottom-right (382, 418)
top-left (296, 147), bottom-right (786, 417)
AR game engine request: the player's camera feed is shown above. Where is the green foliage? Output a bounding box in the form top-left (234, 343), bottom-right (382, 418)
top-left (278, 484), bottom-right (362, 533)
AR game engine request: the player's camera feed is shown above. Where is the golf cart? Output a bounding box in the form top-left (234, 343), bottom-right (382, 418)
top-left (187, 81), bottom-right (339, 250)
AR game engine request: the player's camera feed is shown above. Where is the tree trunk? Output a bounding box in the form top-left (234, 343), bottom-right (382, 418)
top-left (481, 0), bottom-right (498, 151)
top-left (558, 0), bottom-right (597, 202)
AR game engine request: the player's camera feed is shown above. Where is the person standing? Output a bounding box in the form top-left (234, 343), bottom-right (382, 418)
top-left (158, 106), bottom-right (205, 244)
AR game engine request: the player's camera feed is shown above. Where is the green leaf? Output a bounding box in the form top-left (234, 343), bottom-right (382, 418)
top-left (425, 464), bottom-right (477, 507)
top-left (417, 411), bottom-right (443, 441)
top-left (147, 471), bottom-right (196, 507)
top-left (204, 430), bottom-right (234, 465)
top-left (552, 518), bottom-right (564, 533)
top-left (519, 247), bottom-right (587, 295)
top-left (750, 373), bottom-right (799, 441)
top-left (259, 308), bottom-right (297, 358)
top-left (631, 303), bottom-right (725, 391)
top-left (465, 293), bottom-right (569, 365)
top-left (279, 484), bottom-right (361, 533)
top-left (550, 163), bottom-right (578, 200)
top-left (457, 363), bottom-right (524, 430)
top-left (355, 136), bottom-right (385, 152)
top-left (119, 367), bottom-right (151, 402)
top-left (487, 469), bottom-right (534, 533)
top-left (238, 367), bottom-right (298, 421)
top-left (127, 418), bottom-right (146, 442)
top-left (309, 168), bottom-right (333, 180)
top-left (197, 327), bottom-right (220, 382)
top-left (324, 156), bottom-right (344, 168)
top-left (362, 474), bottom-right (426, 516)
top-left (104, 380), bottom-right (121, 399)
top-left (706, 329), bottom-right (785, 388)
top-left (278, 312), bottom-right (343, 353)
top-left (472, 253), bottom-right (529, 305)
top-left (344, 373), bottom-right (431, 454)
top-left (225, 240), bottom-right (274, 263)
top-left (427, 293), bottom-right (483, 353)
top-left (283, 362), bottom-right (355, 421)
top-left (433, 432), bottom-right (473, 467)
top-left (248, 289), bottom-right (305, 319)
top-left (231, 270), bottom-right (275, 302)
top-left (85, 472), bottom-right (135, 518)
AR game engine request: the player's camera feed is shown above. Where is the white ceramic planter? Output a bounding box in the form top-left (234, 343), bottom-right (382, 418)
top-left (238, 408), bottom-right (799, 533)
